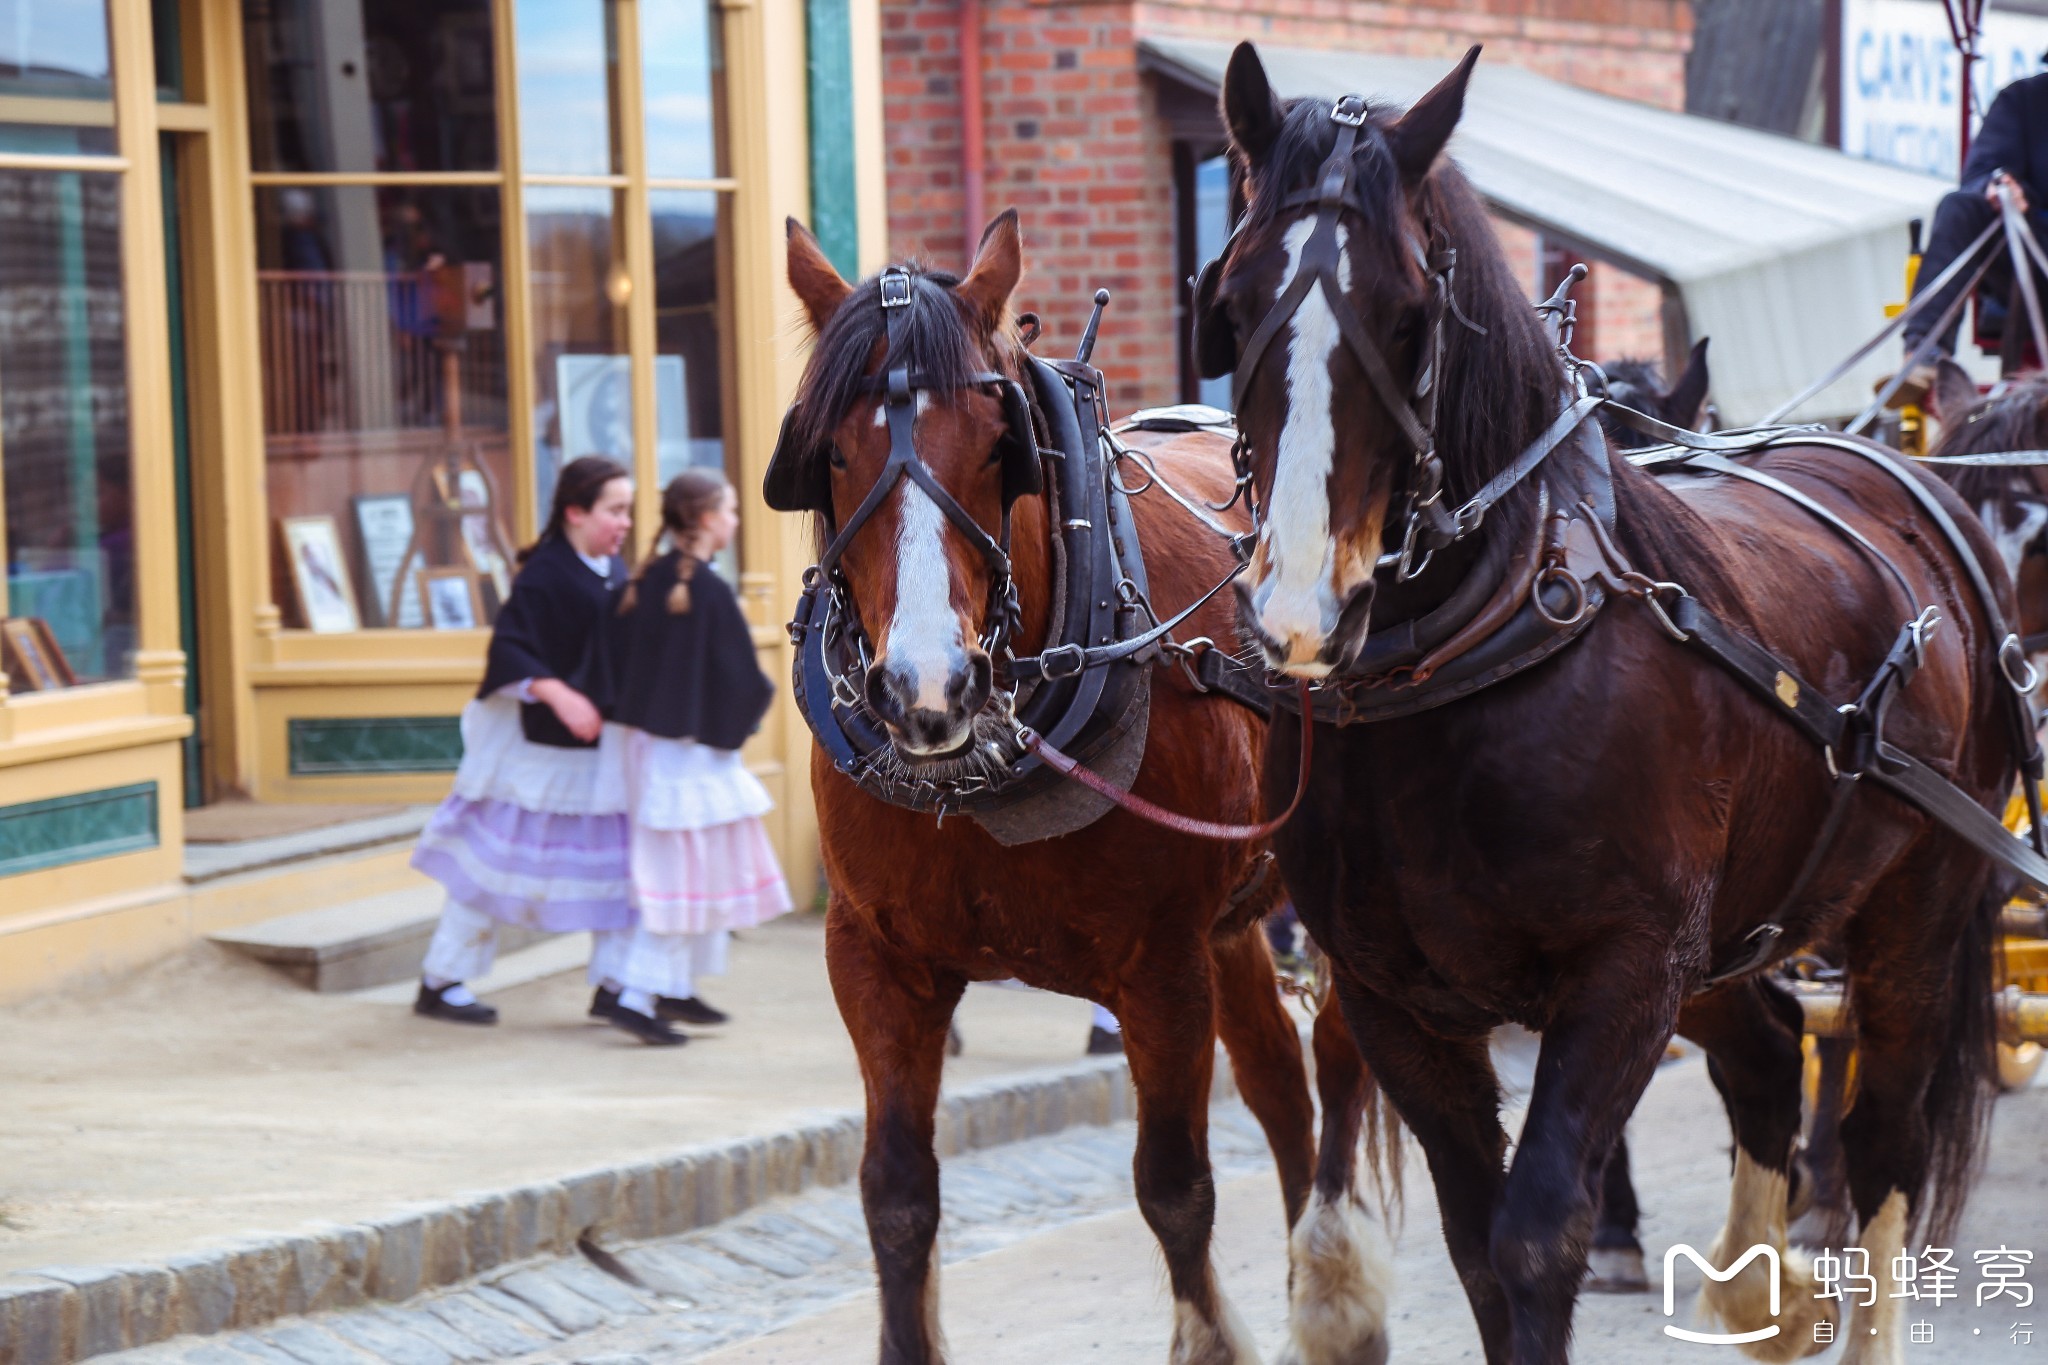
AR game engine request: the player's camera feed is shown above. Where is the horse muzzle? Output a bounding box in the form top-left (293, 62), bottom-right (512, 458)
top-left (1236, 574), bottom-right (1375, 678)
top-left (864, 649), bottom-right (994, 758)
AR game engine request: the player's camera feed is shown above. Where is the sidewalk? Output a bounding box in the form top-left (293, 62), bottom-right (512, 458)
top-left (0, 915), bottom-right (1097, 1277)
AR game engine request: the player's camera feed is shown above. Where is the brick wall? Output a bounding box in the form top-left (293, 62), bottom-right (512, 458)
top-left (879, 0), bottom-right (1694, 409)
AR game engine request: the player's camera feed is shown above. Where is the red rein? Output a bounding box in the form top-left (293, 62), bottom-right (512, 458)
top-left (1021, 682), bottom-right (1314, 841)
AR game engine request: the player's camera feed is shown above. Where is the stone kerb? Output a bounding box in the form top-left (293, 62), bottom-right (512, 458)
top-left (0, 1054), bottom-right (1162, 1365)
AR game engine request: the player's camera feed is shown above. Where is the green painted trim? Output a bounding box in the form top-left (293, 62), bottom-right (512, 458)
top-left (805, 0), bottom-right (859, 277)
top-left (0, 783), bottom-right (159, 876)
top-left (288, 716), bottom-right (465, 776)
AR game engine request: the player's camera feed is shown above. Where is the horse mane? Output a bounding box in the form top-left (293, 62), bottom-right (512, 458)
top-left (784, 263), bottom-right (1011, 491)
top-left (1929, 374), bottom-right (2048, 504)
top-left (1235, 97), bottom-right (1562, 500)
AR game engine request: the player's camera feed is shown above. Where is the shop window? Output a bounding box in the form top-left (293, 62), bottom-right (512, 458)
top-left (254, 185), bottom-right (511, 630)
top-left (641, 0), bottom-right (724, 181)
top-left (650, 189), bottom-right (728, 481)
top-left (243, 0), bottom-right (498, 175)
top-left (0, 0), bottom-right (111, 99)
top-left (0, 169), bottom-right (134, 685)
top-left (513, 0), bottom-right (620, 176)
top-left (526, 184), bottom-right (629, 519)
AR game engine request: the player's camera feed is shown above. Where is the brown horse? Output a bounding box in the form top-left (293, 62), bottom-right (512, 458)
top-left (778, 214), bottom-right (1387, 1365)
top-left (1200, 44), bottom-right (2019, 1364)
top-left (1929, 360), bottom-right (2048, 649)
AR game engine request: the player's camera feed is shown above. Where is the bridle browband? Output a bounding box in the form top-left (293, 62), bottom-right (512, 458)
top-left (1199, 96), bottom-right (1591, 585)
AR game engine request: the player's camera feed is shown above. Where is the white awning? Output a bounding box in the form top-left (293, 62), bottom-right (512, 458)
top-left (1140, 37), bottom-right (1959, 424)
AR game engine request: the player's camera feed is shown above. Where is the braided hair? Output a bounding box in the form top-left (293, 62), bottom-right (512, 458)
top-left (619, 469), bottom-right (731, 615)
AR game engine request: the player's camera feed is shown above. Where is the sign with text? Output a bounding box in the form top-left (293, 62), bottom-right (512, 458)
top-left (1842, 0), bottom-right (2048, 179)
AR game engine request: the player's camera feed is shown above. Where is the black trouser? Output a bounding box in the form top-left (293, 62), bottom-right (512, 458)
top-left (1904, 188), bottom-right (2048, 355)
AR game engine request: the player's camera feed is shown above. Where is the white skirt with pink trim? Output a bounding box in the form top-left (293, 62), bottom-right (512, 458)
top-left (609, 726), bottom-right (794, 936)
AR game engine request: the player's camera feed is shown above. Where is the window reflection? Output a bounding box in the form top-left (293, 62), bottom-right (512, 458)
top-left (255, 187), bottom-right (511, 630)
top-left (244, 0), bottom-right (497, 175)
top-left (0, 170), bottom-right (132, 684)
top-left (514, 0), bottom-right (619, 176)
top-left (527, 184), bottom-right (630, 519)
top-left (0, 0), bottom-right (110, 100)
top-left (641, 0), bottom-right (723, 181)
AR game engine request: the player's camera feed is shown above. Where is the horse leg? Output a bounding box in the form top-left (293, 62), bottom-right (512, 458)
top-left (825, 909), bottom-right (967, 1365)
top-left (1678, 977), bottom-right (1835, 1361)
top-left (1329, 973), bottom-right (1512, 1364)
top-left (1275, 991), bottom-right (1391, 1365)
top-left (1584, 1133), bottom-right (1649, 1292)
top-left (1210, 925), bottom-right (1315, 1226)
top-left (1118, 953), bottom-right (1262, 1365)
top-left (1213, 926), bottom-right (1389, 1365)
top-left (1490, 960), bottom-right (1680, 1364)
top-left (1834, 874), bottom-right (2001, 1365)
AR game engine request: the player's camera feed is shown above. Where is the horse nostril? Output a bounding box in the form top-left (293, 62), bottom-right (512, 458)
top-left (864, 662), bottom-right (914, 726)
top-left (953, 651), bottom-right (993, 717)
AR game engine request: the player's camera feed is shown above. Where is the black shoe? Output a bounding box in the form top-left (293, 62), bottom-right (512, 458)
top-left (657, 995), bottom-right (729, 1026)
top-left (1086, 1026), bottom-right (1124, 1056)
top-left (610, 1005), bottom-right (688, 1046)
top-left (414, 982), bottom-right (498, 1026)
top-left (589, 986), bottom-right (620, 1020)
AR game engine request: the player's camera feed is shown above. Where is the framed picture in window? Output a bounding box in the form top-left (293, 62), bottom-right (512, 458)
top-left (1, 617), bottom-right (71, 691)
top-left (281, 516), bottom-right (362, 633)
top-left (420, 569), bottom-right (484, 630)
top-left (351, 493), bottom-right (421, 628)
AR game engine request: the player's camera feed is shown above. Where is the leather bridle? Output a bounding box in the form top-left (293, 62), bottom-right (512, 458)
top-left (1196, 95), bottom-right (1598, 591)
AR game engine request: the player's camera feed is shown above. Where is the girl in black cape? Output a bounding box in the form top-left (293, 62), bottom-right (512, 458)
top-left (586, 470), bottom-right (790, 1045)
top-left (409, 456), bottom-right (638, 1025)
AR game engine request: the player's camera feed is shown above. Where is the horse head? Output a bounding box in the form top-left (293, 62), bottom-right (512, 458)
top-left (1196, 43), bottom-right (1559, 676)
top-left (1927, 359), bottom-right (2048, 617)
top-left (775, 213), bottom-right (1041, 762)
top-left (1596, 339), bottom-right (1711, 451)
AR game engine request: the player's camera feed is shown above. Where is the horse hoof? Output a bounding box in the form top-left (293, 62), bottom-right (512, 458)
top-left (1583, 1245), bottom-right (1650, 1293)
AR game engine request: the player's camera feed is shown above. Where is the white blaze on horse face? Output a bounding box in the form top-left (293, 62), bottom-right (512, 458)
top-left (1983, 497), bottom-right (2048, 582)
top-left (883, 392), bottom-right (975, 718)
top-left (1252, 217), bottom-right (1351, 676)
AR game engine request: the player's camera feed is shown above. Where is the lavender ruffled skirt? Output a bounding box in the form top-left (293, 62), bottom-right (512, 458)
top-left (410, 698), bottom-right (634, 932)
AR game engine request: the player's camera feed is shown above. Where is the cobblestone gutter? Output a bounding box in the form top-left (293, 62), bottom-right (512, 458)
top-left (2, 1053), bottom-right (1216, 1365)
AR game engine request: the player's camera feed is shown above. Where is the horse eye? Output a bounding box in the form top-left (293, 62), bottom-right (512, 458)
top-left (828, 447), bottom-right (847, 470)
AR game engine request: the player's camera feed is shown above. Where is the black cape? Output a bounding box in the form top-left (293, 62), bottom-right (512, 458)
top-left (586, 552), bottom-right (774, 751)
top-left (477, 535), bottom-right (626, 748)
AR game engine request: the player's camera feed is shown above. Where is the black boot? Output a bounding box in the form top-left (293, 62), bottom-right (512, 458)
top-left (414, 982), bottom-right (498, 1026)
top-left (657, 994), bottom-right (729, 1026)
top-left (589, 986), bottom-right (620, 1020)
top-left (610, 1005), bottom-right (688, 1046)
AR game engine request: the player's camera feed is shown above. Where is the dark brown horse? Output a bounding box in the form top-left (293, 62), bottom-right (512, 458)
top-left (779, 214), bottom-right (1387, 1365)
top-left (1201, 43), bottom-right (2016, 1363)
top-left (1929, 360), bottom-right (2048, 649)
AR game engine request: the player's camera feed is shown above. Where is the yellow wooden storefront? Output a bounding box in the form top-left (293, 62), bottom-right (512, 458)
top-left (0, 0), bottom-right (885, 999)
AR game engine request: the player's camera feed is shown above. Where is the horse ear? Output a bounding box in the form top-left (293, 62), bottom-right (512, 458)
top-left (1930, 356), bottom-right (1981, 421)
top-left (1389, 45), bottom-right (1480, 186)
top-left (1222, 42), bottom-right (1283, 161)
top-left (1663, 337), bottom-right (1711, 430)
top-left (957, 208), bottom-right (1024, 329)
top-left (787, 217), bottom-right (854, 334)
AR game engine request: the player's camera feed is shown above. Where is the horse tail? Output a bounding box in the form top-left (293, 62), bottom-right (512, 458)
top-left (1357, 1053), bottom-right (1406, 1227)
top-left (1918, 872), bottom-right (2003, 1246)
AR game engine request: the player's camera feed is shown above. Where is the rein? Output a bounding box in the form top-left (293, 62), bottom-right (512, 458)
top-left (1022, 681), bottom-right (1314, 840)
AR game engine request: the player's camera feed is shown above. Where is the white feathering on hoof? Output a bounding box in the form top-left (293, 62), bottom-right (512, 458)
top-left (1840, 1191), bottom-right (1910, 1365)
top-left (1277, 1189), bottom-right (1392, 1365)
top-left (1695, 1150), bottom-right (1835, 1362)
top-left (1170, 1291), bottom-right (1264, 1365)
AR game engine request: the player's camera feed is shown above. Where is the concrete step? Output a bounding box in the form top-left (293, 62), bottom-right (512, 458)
top-left (208, 886), bottom-right (546, 992)
top-left (183, 805), bottom-right (436, 885)
top-left (348, 931), bottom-right (592, 1004)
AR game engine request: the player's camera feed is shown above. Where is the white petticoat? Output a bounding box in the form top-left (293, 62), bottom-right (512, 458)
top-left (595, 725), bottom-right (774, 831)
top-left (448, 696), bottom-right (627, 816)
